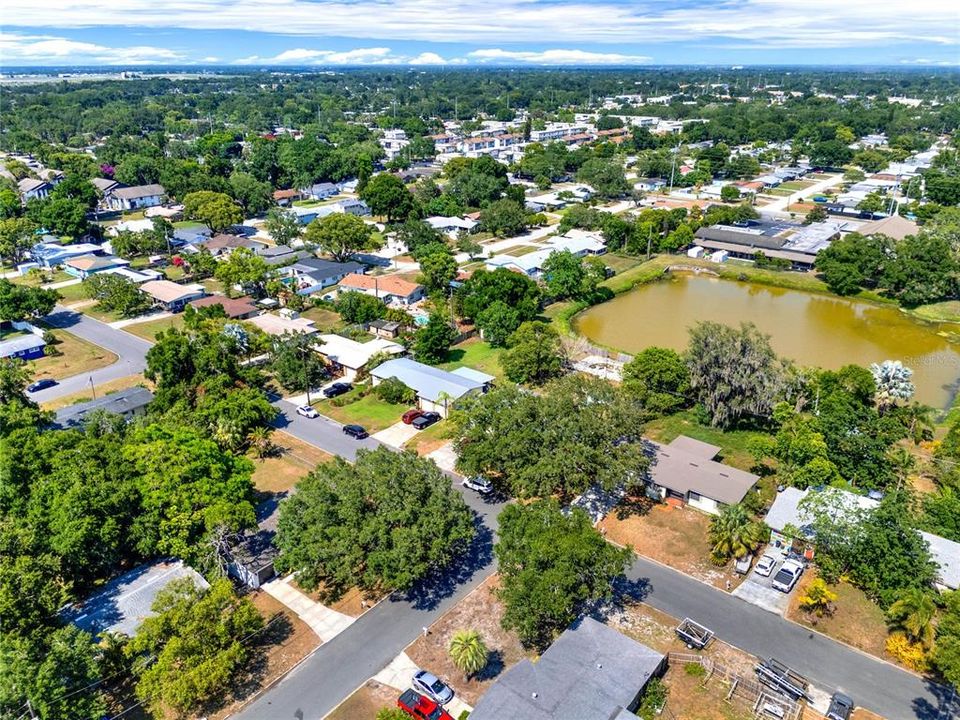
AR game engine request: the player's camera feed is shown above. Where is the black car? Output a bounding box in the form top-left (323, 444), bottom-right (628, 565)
top-left (323, 382), bottom-right (353, 398)
top-left (411, 412), bottom-right (440, 430)
top-left (342, 424), bottom-right (368, 439)
top-left (826, 692), bottom-right (854, 720)
top-left (26, 378), bottom-right (57, 393)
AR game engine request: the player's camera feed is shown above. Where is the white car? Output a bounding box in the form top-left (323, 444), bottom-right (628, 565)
top-left (462, 476), bottom-right (494, 495)
top-left (296, 404), bottom-right (319, 418)
top-left (771, 559), bottom-right (805, 593)
top-left (754, 554), bottom-right (778, 578)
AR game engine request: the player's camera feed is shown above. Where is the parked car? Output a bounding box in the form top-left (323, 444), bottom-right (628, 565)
top-left (462, 476), bottom-right (494, 495)
top-left (411, 670), bottom-right (454, 705)
top-left (342, 424), bottom-right (368, 439)
top-left (754, 554), bottom-right (778, 578)
top-left (323, 382), bottom-right (352, 398)
top-left (397, 688), bottom-right (452, 720)
top-left (771, 559), bottom-right (804, 593)
top-left (26, 378), bottom-right (57, 393)
top-left (296, 404), bottom-right (319, 418)
top-left (402, 408), bottom-right (424, 424)
top-left (411, 412), bottom-right (441, 430)
top-left (826, 692), bottom-right (854, 720)
top-left (734, 552), bottom-right (753, 575)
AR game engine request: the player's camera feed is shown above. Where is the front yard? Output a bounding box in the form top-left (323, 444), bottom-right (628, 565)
top-left (326, 680), bottom-right (398, 720)
top-left (315, 389), bottom-right (409, 433)
top-left (28, 329), bottom-right (118, 381)
top-left (249, 430), bottom-right (333, 494)
top-left (39, 374), bottom-right (149, 412)
top-left (122, 314), bottom-right (186, 341)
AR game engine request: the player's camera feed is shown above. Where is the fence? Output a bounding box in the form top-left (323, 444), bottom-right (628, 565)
top-left (667, 652), bottom-right (804, 720)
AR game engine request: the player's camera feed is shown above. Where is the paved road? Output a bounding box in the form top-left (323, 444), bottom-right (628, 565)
top-left (759, 173), bottom-right (843, 216)
top-left (271, 395), bottom-right (382, 461)
top-left (28, 307), bottom-right (153, 403)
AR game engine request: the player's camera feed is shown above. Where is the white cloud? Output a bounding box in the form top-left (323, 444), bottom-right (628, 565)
top-left (470, 48), bottom-right (651, 64)
top-left (233, 46), bottom-right (402, 65)
top-left (201, 56), bottom-right (220, 62)
top-left (899, 57), bottom-right (960, 66)
top-left (0, 32), bottom-right (183, 64)
top-left (409, 52), bottom-right (447, 65)
top-left (3, 0), bottom-right (954, 51)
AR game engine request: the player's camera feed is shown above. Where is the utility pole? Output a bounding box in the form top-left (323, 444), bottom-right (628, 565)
top-left (89, 376), bottom-right (96, 400)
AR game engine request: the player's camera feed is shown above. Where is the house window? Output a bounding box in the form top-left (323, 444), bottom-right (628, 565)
top-left (688, 491), bottom-right (702, 502)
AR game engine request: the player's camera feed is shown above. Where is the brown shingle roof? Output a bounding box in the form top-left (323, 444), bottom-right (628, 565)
top-left (188, 295), bottom-right (258, 318)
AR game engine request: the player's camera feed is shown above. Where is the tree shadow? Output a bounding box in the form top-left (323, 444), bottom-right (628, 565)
top-left (475, 649), bottom-right (505, 682)
top-left (911, 677), bottom-right (960, 720)
top-left (588, 576), bottom-right (653, 624)
top-left (614, 494), bottom-right (656, 521)
top-left (444, 348), bottom-right (467, 363)
top-left (401, 518), bottom-right (495, 611)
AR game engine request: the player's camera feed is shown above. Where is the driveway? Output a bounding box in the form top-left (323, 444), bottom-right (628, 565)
top-left (732, 549), bottom-right (794, 615)
top-left (372, 421), bottom-right (419, 449)
top-left (28, 307), bottom-right (153, 403)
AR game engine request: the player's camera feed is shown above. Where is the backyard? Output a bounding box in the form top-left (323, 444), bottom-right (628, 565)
top-left (438, 337), bottom-right (505, 380)
top-left (643, 409), bottom-right (768, 473)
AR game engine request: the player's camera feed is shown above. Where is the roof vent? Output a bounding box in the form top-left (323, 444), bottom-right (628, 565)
top-left (597, 663), bottom-right (603, 669)
top-left (532, 692), bottom-right (539, 699)
top-left (719, 472), bottom-right (729, 478)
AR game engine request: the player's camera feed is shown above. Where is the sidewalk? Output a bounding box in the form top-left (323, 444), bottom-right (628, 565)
top-left (374, 651), bottom-right (474, 719)
top-left (262, 576), bottom-right (355, 642)
top-left (110, 311), bottom-right (173, 329)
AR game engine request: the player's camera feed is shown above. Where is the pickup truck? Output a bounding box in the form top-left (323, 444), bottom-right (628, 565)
top-left (397, 688), bottom-right (453, 720)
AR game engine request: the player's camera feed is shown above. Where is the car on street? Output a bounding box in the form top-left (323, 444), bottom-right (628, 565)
top-left (397, 688), bottom-right (452, 720)
top-left (411, 411), bottom-right (441, 430)
top-left (462, 476), bottom-right (494, 495)
top-left (826, 692), bottom-right (855, 720)
top-left (771, 558), bottom-right (805, 593)
top-left (402, 408), bottom-right (424, 424)
top-left (296, 404), bottom-right (319, 418)
top-left (754, 554), bottom-right (778, 578)
top-left (27, 378), bottom-right (57, 393)
top-left (323, 382), bottom-right (352, 398)
top-left (411, 670), bottom-right (454, 705)
top-left (342, 424), bottom-right (368, 439)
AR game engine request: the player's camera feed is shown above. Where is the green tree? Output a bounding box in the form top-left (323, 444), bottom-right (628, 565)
top-left (541, 250), bottom-right (585, 300)
top-left (418, 248), bottom-right (457, 294)
top-left (228, 171), bottom-right (273, 215)
top-left (888, 587), bottom-right (937, 648)
top-left (933, 590), bottom-right (960, 689)
top-left (496, 500), bottom-right (631, 649)
top-left (448, 629), bottom-right (488, 681)
top-left (83, 274), bottom-right (150, 317)
top-left (622, 347), bottom-right (690, 414)
top-left (707, 503), bottom-right (765, 564)
top-left (479, 199), bottom-right (527, 237)
top-left (720, 185), bottom-right (741, 202)
top-left (183, 190), bottom-right (243, 233)
top-left (375, 377), bottom-right (417, 405)
top-left (687, 321), bottom-right (783, 428)
top-left (264, 207), bottom-right (302, 246)
top-left (0, 188), bottom-right (21, 220)
top-left (213, 247), bottom-right (269, 298)
top-left (576, 157), bottom-right (630, 198)
top-left (271, 331), bottom-right (327, 393)
top-left (415, 310), bottom-right (457, 364)
top-left (502, 321), bottom-right (563, 386)
top-left (0, 217), bottom-right (38, 265)
top-left (814, 232), bottom-right (891, 296)
top-left (32, 197), bottom-right (88, 237)
top-left (127, 577), bottom-right (264, 716)
top-left (304, 212), bottom-right (379, 262)
top-left (360, 172), bottom-right (417, 223)
top-left (456, 268), bottom-right (541, 326)
top-left (476, 300), bottom-right (520, 347)
top-left (797, 577), bottom-right (838, 617)
top-left (396, 219), bottom-right (445, 255)
top-left (0, 279), bottom-right (58, 322)
top-left (883, 232), bottom-right (959, 307)
top-left (275, 447), bottom-right (475, 598)
top-left (803, 205), bottom-right (829, 225)
top-left (335, 290), bottom-right (386, 324)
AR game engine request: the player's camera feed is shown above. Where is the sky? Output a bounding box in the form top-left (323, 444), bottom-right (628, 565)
top-left (1, 0), bottom-right (959, 68)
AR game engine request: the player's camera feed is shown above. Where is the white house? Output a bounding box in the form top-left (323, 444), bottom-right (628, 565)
top-left (106, 184), bottom-right (165, 211)
top-left (18, 178), bottom-right (52, 203)
top-left (315, 334), bottom-right (404, 381)
top-left (425, 216), bottom-right (479, 237)
top-left (370, 358), bottom-right (494, 417)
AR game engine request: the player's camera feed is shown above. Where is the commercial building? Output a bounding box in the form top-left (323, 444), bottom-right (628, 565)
top-left (694, 219), bottom-right (844, 270)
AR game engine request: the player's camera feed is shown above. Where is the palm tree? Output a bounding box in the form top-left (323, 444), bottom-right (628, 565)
top-left (888, 587), bottom-right (937, 648)
top-left (870, 360), bottom-right (915, 414)
top-left (449, 629), bottom-right (488, 682)
top-left (708, 504), bottom-right (764, 564)
top-left (247, 426), bottom-right (274, 459)
top-left (798, 578), bottom-right (838, 618)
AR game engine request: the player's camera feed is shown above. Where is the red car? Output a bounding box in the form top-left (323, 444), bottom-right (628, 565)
top-left (397, 689), bottom-right (452, 720)
top-left (402, 408), bottom-right (424, 425)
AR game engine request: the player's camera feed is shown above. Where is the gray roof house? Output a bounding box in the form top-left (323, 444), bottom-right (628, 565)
top-left (920, 532), bottom-right (960, 592)
top-left (370, 358), bottom-right (494, 416)
top-left (53, 387), bottom-right (154, 430)
top-left (63, 560), bottom-right (209, 637)
top-left (470, 617), bottom-right (665, 720)
top-left (282, 258), bottom-right (365, 294)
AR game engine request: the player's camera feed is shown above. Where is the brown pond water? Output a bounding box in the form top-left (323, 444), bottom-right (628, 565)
top-left (574, 272), bottom-right (960, 408)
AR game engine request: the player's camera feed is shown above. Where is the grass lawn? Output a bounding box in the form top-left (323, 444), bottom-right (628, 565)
top-left (316, 390), bottom-right (408, 433)
top-left (644, 409), bottom-right (767, 472)
top-left (201, 278), bottom-right (225, 295)
top-left (39, 374), bottom-right (148, 411)
top-left (78, 305), bottom-right (123, 323)
top-left (122, 314), bottom-right (186, 341)
top-left (778, 180), bottom-right (816, 192)
top-left (787, 574), bottom-right (892, 666)
top-left (402, 419), bottom-right (452, 456)
top-left (249, 430), bottom-right (332, 494)
top-left (603, 253), bottom-right (644, 275)
top-left (438, 337), bottom-right (505, 380)
top-left (9, 270), bottom-right (72, 286)
top-left (497, 244), bottom-right (540, 256)
top-left (909, 300), bottom-right (960, 324)
top-left (28, 329), bottom-right (117, 381)
top-left (163, 264), bottom-right (187, 281)
top-left (299, 305), bottom-right (344, 330)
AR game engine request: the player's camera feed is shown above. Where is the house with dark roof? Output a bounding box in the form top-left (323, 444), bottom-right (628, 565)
top-left (470, 617), bottom-right (665, 720)
top-left (105, 183), bottom-right (166, 211)
top-left (189, 233), bottom-right (267, 258)
top-left (52, 387), bottom-right (154, 429)
top-left (257, 245), bottom-right (313, 267)
top-left (643, 435), bottom-right (759, 515)
top-left (281, 258), bottom-right (365, 295)
top-left (693, 220), bottom-right (843, 270)
top-left (18, 177), bottom-right (52, 203)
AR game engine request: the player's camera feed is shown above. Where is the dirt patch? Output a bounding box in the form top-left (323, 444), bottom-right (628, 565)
top-left (207, 591), bottom-right (320, 719)
top-left (600, 500), bottom-right (740, 590)
top-left (787, 574), bottom-right (892, 666)
top-left (291, 579), bottom-right (382, 618)
top-left (327, 679), bottom-right (398, 720)
top-left (405, 575), bottom-right (532, 706)
top-left (249, 431), bottom-right (332, 494)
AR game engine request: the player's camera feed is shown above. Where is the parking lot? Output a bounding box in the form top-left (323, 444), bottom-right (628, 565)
top-left (732, 548), bottom-right (800, 615)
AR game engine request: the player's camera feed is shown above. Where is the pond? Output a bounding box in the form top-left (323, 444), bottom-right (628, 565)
top-left (573, 272), bottom-right (960, 408)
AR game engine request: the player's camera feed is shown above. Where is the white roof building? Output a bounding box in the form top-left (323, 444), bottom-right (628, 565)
top-left (315, 334), bottom-right (404, 381)
top-left (246, 313), bottom-right (317, 336)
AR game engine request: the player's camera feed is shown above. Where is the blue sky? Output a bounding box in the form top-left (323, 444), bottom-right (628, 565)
top-left (1, 0), bottom-right (958, 67)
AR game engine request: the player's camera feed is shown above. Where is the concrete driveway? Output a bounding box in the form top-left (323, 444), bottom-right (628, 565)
top-left (731, 551), bottom-right (794, 615)
top-left (373, 421), bottom-right (419, 449)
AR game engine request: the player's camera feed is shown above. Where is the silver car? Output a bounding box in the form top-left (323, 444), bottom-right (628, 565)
top-left (754, 553), bottom-right (778, 578)
top-left (412, 669), bottom-right (454, 705)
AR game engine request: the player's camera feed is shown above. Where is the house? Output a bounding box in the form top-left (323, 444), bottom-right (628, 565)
top-left (190, 233), bottom-right (267, 258)
top-left (693, 220), bottom-right (842, 270)
top-left (0, 334), bottom-right (46, 361)
top-left (547, 231), bottom-right (607, 256)
top-left (315, 333), bottom-right (404, 381)
top-left (52, 387), bottom-right (154, 430)
top-left (470, 617), bottom-right (665, 720)
top-left (370, 358), bottom-right (494, 416)
top-left (63, 254), bottom-right (130, 279)
top-left (140, 280), bottom-right (206, 312)
top-left (272, 188), bottom-right (302, 206)
top-left (103, 267), bottom-right (164, 284)
top-left (62, 560), bottom-right (209, 637)
top-left (18, 178), bottom-right (52, 203)
top-left (368, 319), bottom-right (402, 339)
top-left (245, 312), bottom-right (317, 336)
top-left (106, 218), bottom-right (155, 237)
top-left (282, 258), bottom-right (365, 295)
top-left (425, 216), bottom-right (479, 237)
top-left (301, 182), bottom-right (338, 200)
top-left (228, 498), bottom-right (281, 590)
top-left (337, 273), bottom-right (425, 305)
top-left (920, 532), bottom-right (960, 592)
top-left (188, 295), bottom-right (259, 319)
top-left (485, 249), bottom-right (553, 278)
top-left (92, 177), bottom-right (120, 196)
top-left (858, 215), bottom-right (919, 241)
top-left (643, 436), bottom-right (759, 515)
top-left (336, 198), bottom-right (371, 216)
top-left (105, 184), bottom-right (166, 211)
top-left (30, 241), bottom-right (103, 269)
top-left (257, 245), bottom-right (313, 267)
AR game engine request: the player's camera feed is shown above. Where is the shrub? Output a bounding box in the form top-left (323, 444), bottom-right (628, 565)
top-left (885, 631), bottom-right (932, 672)
top-left (375, 377), bottom-right (416, 405)
top-left (684, 661), bottom-right (707, 677)
top-left (636, 678), bottom-right (668, 720)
